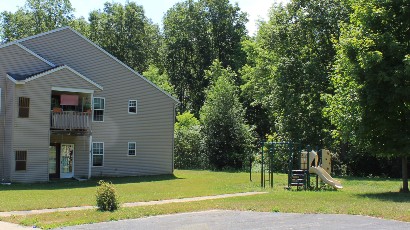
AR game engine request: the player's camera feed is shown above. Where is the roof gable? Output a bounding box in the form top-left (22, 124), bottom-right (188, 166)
top-left (1, 27), bottom-right (178, 104)
top-left (7, 65), bottom-right (103, 90)
top-left (7, 66), bottom-right (59, 81)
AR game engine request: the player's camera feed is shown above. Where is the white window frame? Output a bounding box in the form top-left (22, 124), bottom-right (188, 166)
top-left (15, 150), bottom-right (27, 171)
top-left (92, 142), bottom-right (104, 167)
top-left (128, 142), bottom-right (136, 156)
top-left (93, 97), bottom-right (105, 122)
top-left (128, 100), bottom-right (137, 114)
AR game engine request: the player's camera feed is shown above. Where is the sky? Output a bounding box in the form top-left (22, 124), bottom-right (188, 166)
top-left (0, 0), bottom-right (289, 35)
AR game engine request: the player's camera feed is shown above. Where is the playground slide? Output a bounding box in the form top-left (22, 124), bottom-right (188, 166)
top-left (309, 166), bottom-right (343, 189)
top-left (314, 166), bottom-right (342, 185)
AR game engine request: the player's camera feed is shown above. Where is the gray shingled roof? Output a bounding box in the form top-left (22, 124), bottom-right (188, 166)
top-left (7, 66), bottom-right (61, 81)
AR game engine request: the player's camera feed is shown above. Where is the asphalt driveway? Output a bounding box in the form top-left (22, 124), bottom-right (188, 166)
top-left (60, 210), bottom-right (410, 230)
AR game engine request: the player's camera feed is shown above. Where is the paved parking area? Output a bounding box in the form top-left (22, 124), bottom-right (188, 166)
top-left (61, 210), bottom-right (410, 230)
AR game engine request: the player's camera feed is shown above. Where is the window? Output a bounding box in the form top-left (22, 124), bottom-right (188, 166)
top-left (18, 97), bottom-right (30, 118)
top-left (128, 142), bottom-right (136, 156)
top-left (128, 100), bottom-right (137, 114)
top-left (93, 97), bottom-right (105, 122)
top-left (15, 151), bottom-right (27, 171)
top-left (92, 142), bottom-right (104, 167)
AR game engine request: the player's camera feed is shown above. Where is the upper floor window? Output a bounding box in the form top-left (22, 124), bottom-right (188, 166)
top-left (128, 142), bottom-right (136, 156)
top-left (93, 97), bottom-right (105, 122)
top-left (18, 97), bottom-right (30, 118)
top-left (128, 100), bottom-right (137, 114)
top-left (15, 150), bottom-right (27, 171)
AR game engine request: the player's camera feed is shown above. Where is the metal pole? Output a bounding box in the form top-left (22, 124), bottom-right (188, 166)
top-left (261, 142), bottom-right (264, 188)
top-left (249, 153), bottom-right (252, 182)
top-left (268, 145), bottom-right (271, 188)
top-left (289, 143), bottom-right (295, 188)
top-left (270, 145), bottom-right (274, 188)
top-left (307, 145), bottom-right (311, 190)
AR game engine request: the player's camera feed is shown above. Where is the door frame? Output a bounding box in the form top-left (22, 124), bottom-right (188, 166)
top-left (60, 143), bottom-right (75, 179)
top-left (49, 143), bottom-right (61, 179)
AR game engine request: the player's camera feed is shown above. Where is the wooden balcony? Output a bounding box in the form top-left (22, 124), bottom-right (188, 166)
top-left (50, 111), bottom-right (91, 135)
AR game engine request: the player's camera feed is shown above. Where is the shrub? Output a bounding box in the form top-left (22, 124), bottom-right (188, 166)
top-left (174, 111), bottom-right (207, 169)
top-left (96, 180), bottom-right (119, 211)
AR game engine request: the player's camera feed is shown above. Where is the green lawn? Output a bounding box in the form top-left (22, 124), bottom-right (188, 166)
top-left (0, 170), bottom-right (260, 211)
top-left (0, 170), bottom-right (409, 229)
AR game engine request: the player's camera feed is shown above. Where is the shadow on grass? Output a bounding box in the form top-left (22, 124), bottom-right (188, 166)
top-left (356, 192), bottom-right (410, 203)
top-left (0, 174), bottom-right (182, 191)
top-left (339, 176), bottom-right (401, 182)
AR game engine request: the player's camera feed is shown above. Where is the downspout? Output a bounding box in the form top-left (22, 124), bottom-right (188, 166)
top-left (171, 104), bottom-right (176, 173)
top-left (88, 135), bottom-right (92, 179)
top-left (88, 93), bottom-right (93, 179)
top-left (2, 81), bottom-right (6, 183)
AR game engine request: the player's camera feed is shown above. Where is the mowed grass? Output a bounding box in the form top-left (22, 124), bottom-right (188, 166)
top-left (1, 170), bottom-right (409, 229)
top-left (0, 170), bottom-right (260, 211)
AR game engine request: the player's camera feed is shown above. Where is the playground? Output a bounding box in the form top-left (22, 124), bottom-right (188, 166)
top-left (250, 141), bottom-right (343, 190)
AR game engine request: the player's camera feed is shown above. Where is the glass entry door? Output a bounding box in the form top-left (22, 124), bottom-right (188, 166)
top-left (60, 144), bottom-right (74, 178)
top-left (49, 144), bottom-right (60, 179)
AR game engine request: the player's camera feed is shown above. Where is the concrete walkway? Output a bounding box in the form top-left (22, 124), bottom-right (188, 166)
top-left (0, 191), bottom-right (266, 218)
top-left (0, 192), bottom-right (267, 229)
top-left (0, 221), bottom-right (31, 229)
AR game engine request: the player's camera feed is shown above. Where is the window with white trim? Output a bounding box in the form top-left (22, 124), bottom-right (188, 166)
top-left (128, 100), bottom-right (137, 114)
top-left (18, 97), bottom-right (30, 118)
top-left (15, 150), bottom-right (27, 171)
top-left (128, 142), bottom-right (136, 156)
top-left (92, 142), bottom-right (104, 166)
top-left (93, 97), bottom-right (105, 121)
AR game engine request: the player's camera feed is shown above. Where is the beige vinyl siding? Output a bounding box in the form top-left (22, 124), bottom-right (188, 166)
top-left (22, 28), bottom-right (176, 177)
top-left (0, 84), bottom-right (3, 180)
top-left (0, 44), bottom-right (52, 182)
top-left (41, 68), bottom-right (101, 91)
top-left (2, 79), bottom-right (15, 181)
top-left (11, 65), bottom-right (99, 182)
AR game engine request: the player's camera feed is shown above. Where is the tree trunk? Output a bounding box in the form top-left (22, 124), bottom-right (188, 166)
top-left (402, 156), bottom-right (409, 193)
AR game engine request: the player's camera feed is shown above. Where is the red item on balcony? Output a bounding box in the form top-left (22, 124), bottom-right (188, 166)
top-left (60, 94), bottom-right (79, 106)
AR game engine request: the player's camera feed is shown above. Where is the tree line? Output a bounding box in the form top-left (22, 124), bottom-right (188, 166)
top-left (1, 0), bottom-right (408, 192)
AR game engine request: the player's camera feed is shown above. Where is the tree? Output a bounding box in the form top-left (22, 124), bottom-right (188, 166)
top-left (163, 0), bottom-right (247, 115)
top-left (324, 0), bottom-right (410, 192)
top-left (241, 0), bottom-right (350, 146)
top-left (68, 17), bottom-right (90, 37)
top-left (88, 2), bottom-right (161, 73)
top-left (142, 65), bottom-right (175, 96)
top-left (200, 60), bottom-right (254, 170)
top-left (0, 0), bottom-right (74, 42)
top-left (174, 111), bottom-right (204, 169)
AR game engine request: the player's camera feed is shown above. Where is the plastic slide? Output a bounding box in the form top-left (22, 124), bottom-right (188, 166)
top-left (309, 166), bottom-right (343, 189)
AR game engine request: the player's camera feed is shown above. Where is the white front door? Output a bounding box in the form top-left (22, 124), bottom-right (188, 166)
top-left (60, 144), bottom-right (74, 178)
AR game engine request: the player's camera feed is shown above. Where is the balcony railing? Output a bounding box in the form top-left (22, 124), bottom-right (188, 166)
top-left (51, 111), bottom-right (91, 131)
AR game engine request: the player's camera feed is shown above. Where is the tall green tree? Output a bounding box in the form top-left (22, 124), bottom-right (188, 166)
top-left (89, 2), bottom-right (161, 73)
top-left (241, 0), bottom-right (350, 145)
top-left (163, 0), bottom-right (247, 114)
top-left (324, 0), bottom-right (410, 192)
top-left (0, 0), bottom-right (74, 42)
top-left (142, 64), bottom-right (175, 96)
top-left (200, 60), bottom-right (254, 170)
